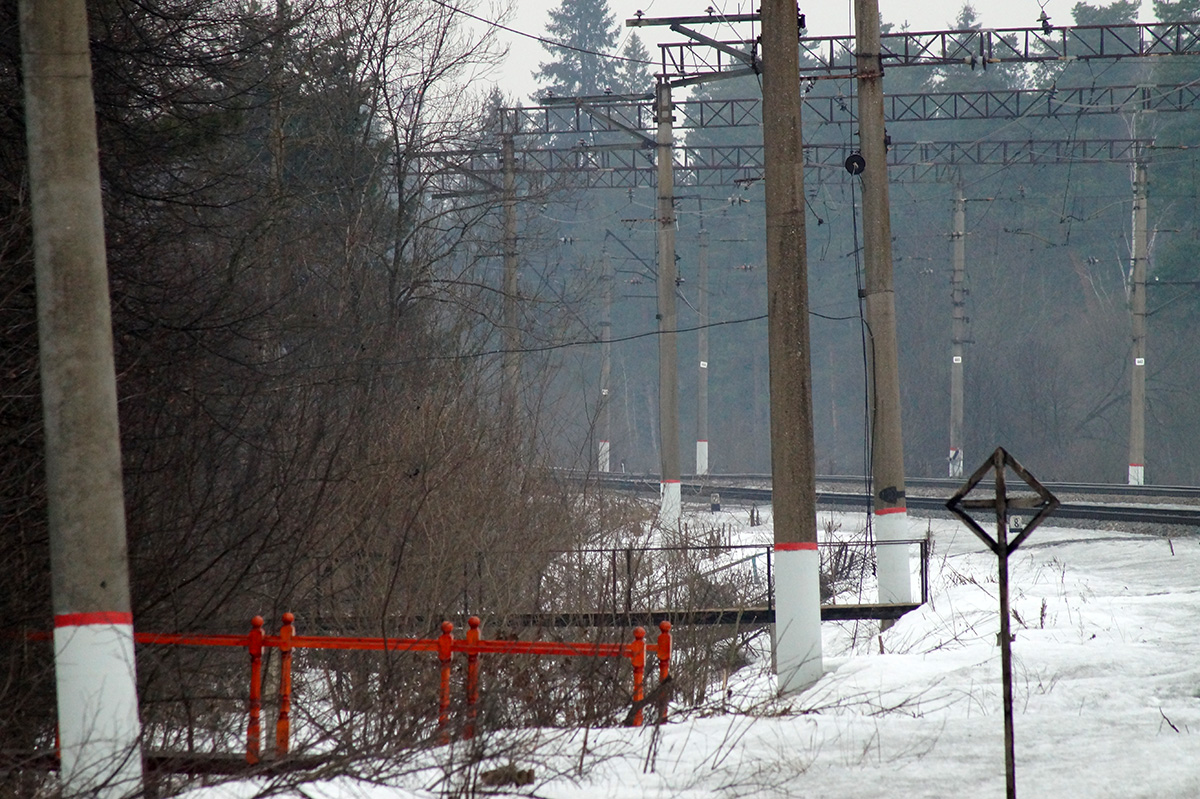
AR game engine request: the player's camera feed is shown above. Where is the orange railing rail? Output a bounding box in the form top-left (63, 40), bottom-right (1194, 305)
top-left (272, 614), bottom-right (673, 754)
top-left (74, 614), bottom-right (672, 763)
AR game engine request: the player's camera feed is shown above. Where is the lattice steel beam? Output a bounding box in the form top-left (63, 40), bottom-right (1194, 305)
top-left (657, 20), bottom-right (1200, 80)
top-left (501, 83), bottom-right (1200, 135)
top-left (422, 138), bottom-right (1155, 195)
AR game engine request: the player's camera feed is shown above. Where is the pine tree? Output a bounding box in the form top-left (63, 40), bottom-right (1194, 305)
top-left (613, 33), bottom-right (654, 95)
top-left (532, 0), bottom-right (620, 99)
top-left (1148, 0), bottom-right (1200, 287)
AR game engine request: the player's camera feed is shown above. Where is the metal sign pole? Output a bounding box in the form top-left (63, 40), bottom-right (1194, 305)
top-left (947, 447), bottom-right (1059, 799)
top-left (993, 452), bottom-right (1017, 799)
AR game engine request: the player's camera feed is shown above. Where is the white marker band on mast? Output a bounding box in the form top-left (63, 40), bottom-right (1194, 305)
top-left (54, 612), bottom-right (142, 798)
top-left (774, 542), bottom-right (823, 692)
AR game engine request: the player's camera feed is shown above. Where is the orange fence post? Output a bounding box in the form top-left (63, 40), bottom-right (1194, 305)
top-left (630, 626), bottom-right (646, 727)
top-left (276, 612), bottom-right (294, 757)
top-left (465, 616), bottom-right (481, 740)
top-left (437, 621), bottom-right (454, 743)
top-left (246, 616), bottom-right (264, 764)
top-left (656, 620), bottom-right (672, 723)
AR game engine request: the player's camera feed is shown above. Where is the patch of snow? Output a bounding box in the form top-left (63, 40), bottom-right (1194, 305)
top-left (180, 508), bottom-right (1200, 799)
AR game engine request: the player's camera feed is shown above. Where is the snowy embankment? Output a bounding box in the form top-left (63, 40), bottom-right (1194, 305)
top-left (187, 509), bottom-right (1200, 798)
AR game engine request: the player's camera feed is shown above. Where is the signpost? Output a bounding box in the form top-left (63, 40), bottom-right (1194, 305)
top-left (945, 448), bottom-right (1059, 799)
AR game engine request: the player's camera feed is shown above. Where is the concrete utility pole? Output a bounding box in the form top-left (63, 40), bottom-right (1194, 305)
top-left (854, 0), bottom-right (913, 605)
top-left (696, 218), bottom-right (710, 476)
top-left (20, 0), bottom-right (144, 795)
top-left (502, 135), bottom-right (520, 423)
top-left (762, 0), bottom-right (823, 692)
top-left (1128, 156), bottom-right (1148, 485)
top-left (599, 245), bottom-right (613, 472)
top-left (655, 81), bottom-right (682, 527)
top-left (949, 182), bottom-right (967, 479)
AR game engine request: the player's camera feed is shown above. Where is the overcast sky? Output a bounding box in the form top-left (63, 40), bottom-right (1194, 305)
top-left (476, 0), bottom-right (1155, 100)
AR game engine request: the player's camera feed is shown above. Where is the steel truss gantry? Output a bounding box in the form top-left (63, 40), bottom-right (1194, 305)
top-left (501, 83), bottom-right (1200, 134)
top-left (424, 138), bottom-right (1156, 194)
top-left (649, 20), bottom-right (1200, 81)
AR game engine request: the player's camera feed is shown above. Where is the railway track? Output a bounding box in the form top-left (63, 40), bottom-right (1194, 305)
top-left (814, 474), bottom-right (1200, 503)
top-left (591, 474), bottom-right (1200, 529)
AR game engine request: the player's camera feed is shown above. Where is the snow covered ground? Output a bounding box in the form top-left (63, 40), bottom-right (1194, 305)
top-left (184, 506), bottom-right (1200, 798)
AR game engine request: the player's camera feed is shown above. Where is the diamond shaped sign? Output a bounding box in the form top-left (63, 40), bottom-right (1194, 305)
top-left (945, 447), bottom-right (1060, 556)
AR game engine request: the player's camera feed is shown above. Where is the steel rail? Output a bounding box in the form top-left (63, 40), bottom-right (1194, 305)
top-left (816, 473), bottom-right (1200, 501)
top-left (592, 471), bottom-right (1200, 500)
top-left (591, 474), bottom-right (1200, 527)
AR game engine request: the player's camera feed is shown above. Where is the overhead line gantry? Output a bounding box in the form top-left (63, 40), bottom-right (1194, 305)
top-left (501, 83), bottom-right (1200, 133)
top-left (423, 138), bottom-right (1159, 194)
top-left (645, 19), bottom-right (1200, 80)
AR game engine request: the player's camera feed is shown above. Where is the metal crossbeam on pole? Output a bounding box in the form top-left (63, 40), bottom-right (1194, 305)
top-left (500, 84), bottom-right (1200, 134)
top-left (655, 20), bottom-right (1200, 80)
top-left (419, 138), bottom-right (1158, 195)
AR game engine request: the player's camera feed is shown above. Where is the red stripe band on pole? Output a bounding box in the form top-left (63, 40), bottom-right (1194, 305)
top-left (774, 542), bottom-right (818, 551)
top-left (661, 479), bottom-right (681, 484)
top-left (54, 611), bottom-right (134, 628)
top-left (874, 506), bottom-right (907, 516)
top-left (1129, 463), bottom-right (1144, 467)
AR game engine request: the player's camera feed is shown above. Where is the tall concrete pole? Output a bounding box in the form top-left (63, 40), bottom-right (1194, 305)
top-left (696, 218), bottom-right (710, 476)
top-left (949, 182), bottom-right (966, 479)
top-left (599, 245), bottom-right (612, 472)
top-left (502, 135), bottom-right (520, 424)
top-left (855, 0), bottom-right (912, 604)
top-left (655, 81), bottom-right (682, 527)
top-left (762, 0), bottom-right (822, 692)
top-left (1128, 157), bottom-right (1148, 485)
top-left (20, 0), bottom-right (144, 794)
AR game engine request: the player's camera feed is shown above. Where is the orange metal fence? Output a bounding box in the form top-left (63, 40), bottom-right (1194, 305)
top-left (120, 614), bottom-right (671, 763)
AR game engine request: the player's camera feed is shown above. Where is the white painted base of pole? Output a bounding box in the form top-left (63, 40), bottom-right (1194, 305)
top-left (54, 615), bottom-right (143, 798)
top-left (949, 448), bottom-right (963, 478)
top-left (875, 510), bottom-right (913, 605)
top-left (695, 440), bottom-right (709, 476)
top-left (598, 440), bottom-right (611, 473)
top-left (1128, 463), bottom-right (1144, 486)
top-left (659, 480), bottom-right (681, 529)
top-left (773, 544), bottom-right (823, 693)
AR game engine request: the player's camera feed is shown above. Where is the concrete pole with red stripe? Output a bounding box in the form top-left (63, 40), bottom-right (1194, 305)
top-left (949, 182), bottom-right (966, 479)
top-left (1127, 156), bottom-right (1148, 486)
top-left (20, 0), bottom-right (143, 794)
top-left (761, 0), bottom-right (823, 692)
top-left (855, 0), bottom-right (913, 605)
top-left (655, 80), bottom-right (682, 528)
top-left (599, 246), bottom-right (612, 473)
top-left (695, 221), bottom-right (710, 476)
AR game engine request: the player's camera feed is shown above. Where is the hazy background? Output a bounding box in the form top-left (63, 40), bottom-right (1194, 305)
top-left (482, 0), bottom-right (1158, 99)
